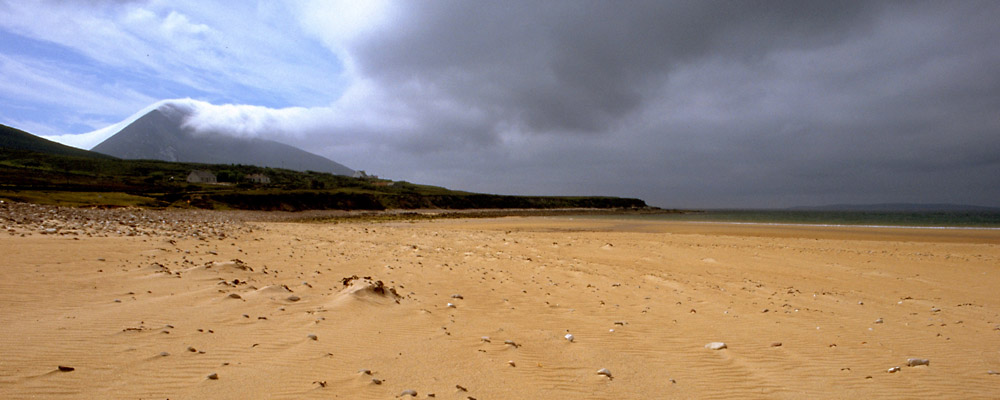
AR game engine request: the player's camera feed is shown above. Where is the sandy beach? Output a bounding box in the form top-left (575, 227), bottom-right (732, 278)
top-left (2, 205), bottom-right (999, 399)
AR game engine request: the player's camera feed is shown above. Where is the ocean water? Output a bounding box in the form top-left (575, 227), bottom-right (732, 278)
top-left (595, 210), bottom-right (1000, 229)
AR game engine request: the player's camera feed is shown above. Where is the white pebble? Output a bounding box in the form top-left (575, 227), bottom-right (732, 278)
top-left (400, 389), bottom-right (417, 396)
top-left (888, 366), bottom-right (901, 373)
top-left (705, 342), bottom-right (727, 350)
top-left (597, 368), bottom-right (612, 378)
top-left (447, 302), bottom-right (456, 308)
top-left (564, 334), bottom-right (575, 342)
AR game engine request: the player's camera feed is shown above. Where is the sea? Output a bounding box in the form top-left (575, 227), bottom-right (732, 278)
top-left (590, 209), bottom-right (1000, 229)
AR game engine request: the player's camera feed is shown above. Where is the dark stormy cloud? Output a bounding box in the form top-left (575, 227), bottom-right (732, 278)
top-left (4, 1), bottom-right (999, 208)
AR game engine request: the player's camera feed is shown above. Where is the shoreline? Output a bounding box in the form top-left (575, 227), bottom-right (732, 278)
top-left (2, 210), bottom-right (998, 398)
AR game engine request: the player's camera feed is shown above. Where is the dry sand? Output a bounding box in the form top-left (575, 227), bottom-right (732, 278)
top-left (2, 206), bottom-right (999, 399)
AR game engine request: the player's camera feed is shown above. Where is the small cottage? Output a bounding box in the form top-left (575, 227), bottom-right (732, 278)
top-left (186, 170), bottom-right (217, 184)
top-left (246, 173), bottom-right (271, 184)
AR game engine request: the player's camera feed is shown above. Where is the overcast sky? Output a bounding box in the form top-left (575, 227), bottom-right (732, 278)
top-left (2, 1), bottom-right (999, 208)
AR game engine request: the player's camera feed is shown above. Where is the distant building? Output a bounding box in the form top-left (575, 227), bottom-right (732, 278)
top-left (186, 170), bottom-right (217, 183)
top-left (246, 173), bottom-right (271, 184)
top-left (352, 170), bottom-right (378, 180)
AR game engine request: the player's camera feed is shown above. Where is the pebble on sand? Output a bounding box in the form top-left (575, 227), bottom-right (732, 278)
top-left (597, 368), bottom-right (613, 379)
top-left (57, 365), bottom-right (75, 372)
top-left (228, 293), bottom-right (242, 299)
top-left (400, 389), bottom-right (417, 396)
top-left (887, 366), bottom-right (901, 373)
top-left (906, 358), bottom-right (930, 367)
top-left (208, 373), bottom-right (219, 380)
top-left (874, 318), bottom-right (884, 324)
top-left (508, 360), bottom-right (516, 367)
top-left (287, 295), bottom-right (301, 302)
top-left (565, 334), bottom-right (575, 342)
top-left (705, 342), bottom-right (727, 350)
top-left (447, 302), bottom-right (456, 308)
top-left (371, 378), bottom-right (382, 384)
top-left (307, 334), bottom-right (318, 341)
top-left (770, 342), bottom-right (782, 347)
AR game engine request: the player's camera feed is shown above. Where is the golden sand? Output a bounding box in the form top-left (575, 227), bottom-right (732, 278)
top-left (2, 215), bottom-right (999, 399)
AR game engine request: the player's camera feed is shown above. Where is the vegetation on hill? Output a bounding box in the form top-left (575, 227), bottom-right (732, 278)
top-left (1, 125), bottom-right (648, 211)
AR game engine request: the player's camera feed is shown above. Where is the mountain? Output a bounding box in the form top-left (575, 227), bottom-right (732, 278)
top-left (787, 203), bottom-right (1000, 212)
top-left (91, 103), bottom-right (354, 175)
top-left (1, 124), bottom-right (114, 159)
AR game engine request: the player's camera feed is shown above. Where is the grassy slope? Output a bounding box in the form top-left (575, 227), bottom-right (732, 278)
top-left (0, 126), bottom-right (648, 211)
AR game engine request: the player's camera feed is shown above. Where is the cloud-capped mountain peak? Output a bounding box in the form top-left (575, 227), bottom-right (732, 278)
top-left (91, 101), bottom-right (354, 176)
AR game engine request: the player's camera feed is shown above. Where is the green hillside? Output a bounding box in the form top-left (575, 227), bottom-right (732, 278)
top-left (1, 125), bottom-right (648, 211)
top-left (1, 124), bottom-right (114, 159)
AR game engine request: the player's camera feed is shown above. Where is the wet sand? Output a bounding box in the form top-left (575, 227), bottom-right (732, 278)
top-left (2, 208), bottom-right (999, 399)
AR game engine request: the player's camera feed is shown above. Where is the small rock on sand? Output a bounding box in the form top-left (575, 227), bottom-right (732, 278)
top-left (906, 358), bottom-right (930, 367)
top-left (307, 334), bottom-right (318, 341)
top-left (888, 366), bottom-right (901, 373)
top-left (400, 389), bottom-right (417, 396)
top-left (705, 342), bottom-right (727, 350)
top-left (58, 365), bottom-right (75, 372)
top-left (987, 370), bottom-right (999, 375)
top-left (597, 368), bottom-right (612, 378)
top-left (207, 372), bottom-right (219, 380)
top-left (287, 295), bottom-right (301, 302)
top-left (770, 342), bottom-right (782, 347)
top-left (228, 293), bottom-right (242, 299)
top-left (565, 334), bottom-right (575, 342)
top-left (371, 378), bottom-right (382, 384)
top-left (874, 318), bottom-right (883, 324)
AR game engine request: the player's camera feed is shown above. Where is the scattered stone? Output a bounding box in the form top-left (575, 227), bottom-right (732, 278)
top-left (906, 358), bottom-right (930, 367)
top-left (187, 346), bottom-right (197, 352)
top-left (287, 295), bottom-right (301, 302)
top-left (508, 360), bottom-right (516, 367)
top-left (208, 373), bottom-right (219, 380)
top-left (159, 352), bottom-right (170, 357)
top-left (987, 370), bottom-right (999, 375)
top-left (359, 369), bottom-right (372, 375)
top-left (315, 381), bottom-right (327, 388)
top-left (307, 334), bottom-right (318, 341)
top-left (456, 384), bottom-right (468, 391)
top-left (400, 389), bottom-right (417, 397)
top-left (770, 342), bottom-right (782, 347)
top-left (480, 336), bottom-right (491, 343)
top-left (57, 365), bottom-right (75, 372)
top-left (887, 366), bottom-right (901, 373)
top-left (447, 302), bottom-right (456, 308)
top-left (504, 340), bottom-right (519, 347)
top-left (371, 378), bottom-right (382, 385)
top-left (597, 368), bottom-right (613, 379)
top-left (451, 294), bottom-right (464, 299)
top-left (874, 318), bottom-right (883, 324)
top-left (705, 342), bottom-right (727, 350)
top-left (228, 293), bottom-right (242, 299)
top-left (613, 321), bottom-right (626, 326)
top-left (564, 333), bottom-right (575, 342)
